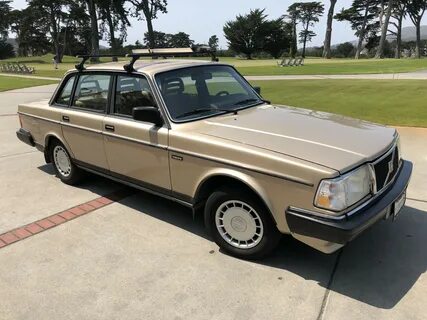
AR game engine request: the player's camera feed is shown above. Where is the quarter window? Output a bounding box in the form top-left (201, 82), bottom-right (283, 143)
top-left (56, 75), bottom-right (76, 106)
top-left (72, 74), bottom-right (112, 112)
top-left (114, 75), bottom-right (156, 116)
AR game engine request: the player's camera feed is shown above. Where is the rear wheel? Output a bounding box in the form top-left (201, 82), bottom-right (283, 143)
top-left (204, 187), bottom-right (281, 260)
top-left (50, 140), bottom-right (83, 185)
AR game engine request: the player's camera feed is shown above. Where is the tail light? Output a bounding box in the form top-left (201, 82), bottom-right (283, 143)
top-left (18, 114), bottom-right (23, 128)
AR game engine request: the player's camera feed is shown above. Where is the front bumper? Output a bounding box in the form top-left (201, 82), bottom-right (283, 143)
top-left (286, 160), bottom-right (413, 245)
top-left (16, 128), bottom-right (35, 147)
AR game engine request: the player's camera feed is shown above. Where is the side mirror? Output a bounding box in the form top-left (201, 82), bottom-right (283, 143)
top-left (132, 106), bottom-right (163, 126)
top-left (254, 86), bottom-right (261, 95)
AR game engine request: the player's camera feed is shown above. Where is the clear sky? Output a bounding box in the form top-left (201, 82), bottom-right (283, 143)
top-left (11, 0), bottom-right (427, 49)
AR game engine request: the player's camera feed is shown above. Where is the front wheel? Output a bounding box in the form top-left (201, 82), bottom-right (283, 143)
top-left (50, 140), bottom-right (83, 185)
top-left (204, 187), bottom-right (281, 260)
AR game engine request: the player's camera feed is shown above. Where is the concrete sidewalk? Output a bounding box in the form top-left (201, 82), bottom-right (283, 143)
top-left (0, 73), bottom-right (61, 81)
top-left (246, 71), bottom-right (427, 81)
top-left (2, 70), bottom-right (427, 82)
top-left (0, 86), bottom-right (426, 319)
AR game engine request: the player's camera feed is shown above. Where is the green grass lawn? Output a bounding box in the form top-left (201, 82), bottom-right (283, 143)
top-left (1, 54), bottom-right (425, 127)
top-left (251, 80), bottom-right (427, 127)
top-left (0, 76), bottom-right (58, 92)
top-left (235, 58), bottom-right (427, 76)
top-left (2, 54), bottom-right (427, 78)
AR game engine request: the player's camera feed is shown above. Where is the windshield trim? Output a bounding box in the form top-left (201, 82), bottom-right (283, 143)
top-left (153, 64), bottom-right (264, 124)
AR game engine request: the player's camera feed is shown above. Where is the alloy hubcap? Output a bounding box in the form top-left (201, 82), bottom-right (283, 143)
top-left (53, 146), bottom-right (71, 177)
top-left (215, 200), bottom-right (264, 249)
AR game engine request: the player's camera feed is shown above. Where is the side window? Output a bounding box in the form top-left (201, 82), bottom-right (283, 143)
top-left (114, 75), bottom-right (156, 117)
top-left (55, 75), bottom-right (76, 106)
top-left (72, 74), bottom-right (111, 112)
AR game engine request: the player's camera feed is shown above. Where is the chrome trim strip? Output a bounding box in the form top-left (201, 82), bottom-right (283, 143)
top-left (372, 141), bottom-right (396, 165)
top-left (288, 206), bottom-right (346, 221)
top-left (77, 165), bottom-right (193, 208)
top-left (168, 147), bottom-right (314, 187)
top-left (61, 122), bottom-right (102, 134)
top-left (18, 112), bottom-right (60, 124)
top-left (103, 131), bottom-right (168, 150)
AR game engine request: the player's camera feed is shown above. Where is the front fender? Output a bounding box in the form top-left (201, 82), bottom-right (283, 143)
top-left (194, 168), bottom-right (275, 217)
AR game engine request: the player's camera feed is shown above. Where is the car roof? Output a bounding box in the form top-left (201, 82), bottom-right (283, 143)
top-left (84, 59), bottom-right (224, 75)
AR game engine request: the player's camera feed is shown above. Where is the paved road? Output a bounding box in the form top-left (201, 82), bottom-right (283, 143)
top-left (0, 85), bottom-right (426, 320)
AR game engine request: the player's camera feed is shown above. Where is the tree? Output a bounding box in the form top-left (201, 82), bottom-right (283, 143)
top-left (98, 0), bottom-right (130, 54)
top-left (9, 7), bottom-right (50, 56)
top-left (87, 0), bottom-right (100, 61)
top-left (169, 32), bottom-right (193, 47)
top-left (285, 3), bottom-right (300, 57)
top-left (28, 0), bottom-right (70, 62)
top-left (0, 0), bottom-right (12, 40)
top-left (375, 0), bottom-right (395, 58)
top-left (208, 35), bottom-right (219, 51)
top-left (405, 0), bottom-right (427, 58)
top-left (223, 9), bottom-right (269, 59)
top-left (263, 18), bottom-right (292, 58)
top-left (334, 42), bottom-right (355, 57)
top-left (143, 30), bottom-right (169, 47)
top-left (335, 0), bottom-right (380, 59)
top-left (388, 2), bottom-right (406, 58)
top-left (64, 1), bottom-right (92, 56)
top-left (0, 39), bottom-right (14, 58)
top-left (323, 0), bottom-right (337, 59)
top-left (130, 0), bottom-right (167, 48)
top-left (295, 2), bottom-right (325, 58)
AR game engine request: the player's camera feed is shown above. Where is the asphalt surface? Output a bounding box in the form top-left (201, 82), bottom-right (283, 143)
top-left (0, 84), bottom-right (426, 320)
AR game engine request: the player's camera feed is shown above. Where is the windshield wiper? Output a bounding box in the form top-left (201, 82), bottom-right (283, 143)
top-left (176, 107), bottom-right (236, 119)
top-left (232, 98), bottom-right (263, 107)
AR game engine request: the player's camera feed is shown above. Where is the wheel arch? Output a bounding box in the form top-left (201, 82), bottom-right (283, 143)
top-left (44, 133), bottom-right (74, 163)
top-left (193, 169), bottom-right (275, 221)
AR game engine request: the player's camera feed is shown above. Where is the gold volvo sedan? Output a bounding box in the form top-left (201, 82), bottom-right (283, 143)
top-left (16, 52), bottom-right (412, 259)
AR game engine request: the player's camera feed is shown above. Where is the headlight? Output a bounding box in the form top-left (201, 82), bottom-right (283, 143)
top-left (315, 165), bottom-right (372, 212)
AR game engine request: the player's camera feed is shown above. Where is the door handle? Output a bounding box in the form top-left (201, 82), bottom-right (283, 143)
top-left (62, 115), bottom-right (70, 122)
top-left (105, 124), bottom-right (115, 132)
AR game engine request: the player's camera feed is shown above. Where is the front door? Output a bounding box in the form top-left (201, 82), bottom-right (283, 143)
top-left (61, 73), bottom-right (112, 169)
top-left (103, 74), bottom-right (171, 190)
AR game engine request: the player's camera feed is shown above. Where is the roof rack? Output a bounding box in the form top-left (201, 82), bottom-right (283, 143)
top-left (123, 46), bottom-right (218, 72)
top-left (75, 54), bottom-right (125, 71)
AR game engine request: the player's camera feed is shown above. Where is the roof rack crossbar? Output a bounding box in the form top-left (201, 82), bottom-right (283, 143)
top-left (126, 46), bottom-right (218, 67)
top-left (75, 54), bottom-right (125, 71)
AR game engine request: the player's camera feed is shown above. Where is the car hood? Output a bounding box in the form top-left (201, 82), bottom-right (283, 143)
top-left (194, 104), bottom-right (396, 172)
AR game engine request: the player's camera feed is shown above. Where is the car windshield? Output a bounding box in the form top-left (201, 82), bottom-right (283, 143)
top-left (155, 65), bottom-right (263, 121)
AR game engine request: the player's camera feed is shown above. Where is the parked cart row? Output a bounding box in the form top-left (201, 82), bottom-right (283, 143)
top-left (0, 62), bottom-right (35, 74)
top-left (277, 58), bottom-right (304, 67)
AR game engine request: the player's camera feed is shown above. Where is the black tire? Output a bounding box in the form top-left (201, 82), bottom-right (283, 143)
top-left (50, 140), bottom-right (83, 185)
top-left (204, 186), bottom-right (281, 260)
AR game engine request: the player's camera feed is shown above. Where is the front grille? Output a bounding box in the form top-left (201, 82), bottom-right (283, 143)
top-left (373, 146), bottom-right (399, 192)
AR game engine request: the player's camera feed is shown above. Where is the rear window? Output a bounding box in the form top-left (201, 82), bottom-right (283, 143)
top-left (55, 75), bottom-right (76, 106)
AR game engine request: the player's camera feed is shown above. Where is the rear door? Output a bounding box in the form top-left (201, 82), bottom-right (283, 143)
top-left (102, 74), bottom-right (171, 190)
top-left (60, 73), bottom-right (112, 169)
